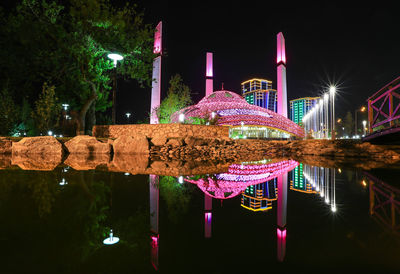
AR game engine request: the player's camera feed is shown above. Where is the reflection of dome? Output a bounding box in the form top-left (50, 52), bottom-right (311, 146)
top-left (185, 160), bottom-right (299, 199)
top-left (171, 90), bottom-right (304, 138)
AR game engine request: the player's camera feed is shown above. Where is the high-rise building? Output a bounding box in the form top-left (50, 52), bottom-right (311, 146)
top-left (241, 78), bottom-right (277, 112)
top-left (289, 97), bottom-right (320, 126)
top-left (241, 179), bottom-right (277, 211)
top-left (289, 163), bottom-right (317, 194)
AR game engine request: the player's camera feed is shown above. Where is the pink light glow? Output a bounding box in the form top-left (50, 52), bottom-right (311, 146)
top-left (170, 90), bottom-right (304, 138)
top-left (151, 234), bottom-right (159, 271)
top-left (185, 160), bottom-right (299, 199)
top-left (206, 52), bottom-right (213, 77)
top-left (277, 228), bottom-right (287, 239)
top-left (153, 22), bottom-right (162, 54)
top-left (277, 32), bottom-right (286, 64)
top-left (151, 236), bottom-right (159, 244)
top-left (205, 212), bottom-right (212, 222)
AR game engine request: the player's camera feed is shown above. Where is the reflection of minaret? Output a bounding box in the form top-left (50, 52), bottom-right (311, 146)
top-left (205, 52), bottom-right (213, 96)
top-left (277, 172), bottom-right (288, 262)
top-left (149, 175), bottom-right (159, 270)
top-left (150, 22), bottom-right (163, 124)
top-left (277, 32), bottom-right (288, 118)
top-left (204, 195), bottom-right (212, 238)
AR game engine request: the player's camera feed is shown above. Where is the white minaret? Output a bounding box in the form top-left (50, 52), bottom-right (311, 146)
top-left (150, 21), bottom-right (162, 124)
top-left (277, 32), bottom-right (288, 118)
top-left (205, 52), bottom-right (213, 96)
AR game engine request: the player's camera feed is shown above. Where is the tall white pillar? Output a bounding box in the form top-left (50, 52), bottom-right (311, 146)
top-left (277, 32), bottom-right (288, 118)
top-left (150, 21), bottom-right (162, 124)
top-left (205, 52), bottom-right (213, 97)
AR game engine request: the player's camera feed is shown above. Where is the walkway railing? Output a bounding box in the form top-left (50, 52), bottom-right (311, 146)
top-left (367, 76), bottom-right (400, 133)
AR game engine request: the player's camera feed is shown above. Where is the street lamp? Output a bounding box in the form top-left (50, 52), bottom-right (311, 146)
top-left (362, 120), bottom-right (367, 136)
top-left (324, 93), bottom-right (329, 139)
top-left (329, 86), bottom-right (336, 140)
top-left (125, 112), bottom-right (131, 123)
top-left (108, 53), bottom-right (124, 124)
top-left (62, 103), bottom-right (69, 111)
top-left (354, 106), bottom-right (366, 136)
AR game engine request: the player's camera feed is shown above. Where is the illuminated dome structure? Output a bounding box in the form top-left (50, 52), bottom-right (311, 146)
top-left (184, 159), bottom-right (299, 199)
top-left (171, 90), bottom-right (304, 138)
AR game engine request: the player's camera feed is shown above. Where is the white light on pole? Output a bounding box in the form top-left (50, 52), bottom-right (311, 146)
top-left (329, 86), bottom-right (336, 140)
top-left (324, 93), bottom-right (329, 139)
top-left (107, 53), bottom-right (124, 67)
top-left (125, 112), bottom-right (131, 124)
top-left (108, 53), bottom-right (124, 124)
top-left (62, 103), bottom-right (69, 111)
top-left (362, 120), bottom-right (367, 136)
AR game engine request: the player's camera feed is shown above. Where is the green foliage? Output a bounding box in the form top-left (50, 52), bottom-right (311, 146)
top-left (12, 98), bottom-right (37, 136)
top-left (159, 176), bottom-right (192, 223)
top-left (343, 111), bottom-right (354, 136)
top-left (187, 112), bottom-right (220, 125)
top-left (32, 82), bottom-right (61, 134)
top-left (155, 74), bottom-right (192, 123)
top-left (0, 87), bottom-right (19, 136)
top-left (0, 0), bottom-right (154, 135)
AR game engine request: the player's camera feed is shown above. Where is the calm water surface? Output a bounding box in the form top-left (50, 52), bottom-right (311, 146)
top-left (0, 158), bottom-right (399, 273)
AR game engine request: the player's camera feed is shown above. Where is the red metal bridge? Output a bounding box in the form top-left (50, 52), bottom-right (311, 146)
top-left (363, 76), bottom-right (400, 143)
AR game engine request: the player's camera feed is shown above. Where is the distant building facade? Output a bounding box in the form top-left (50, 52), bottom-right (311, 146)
top-left (241, 78), bottom-right (277, 112)
top-left (289, 97), bottom-right (320, 126)
top-left (289, 163), bottom-right (317, 194)
top-left (241, 179), bottom-right (277, 211)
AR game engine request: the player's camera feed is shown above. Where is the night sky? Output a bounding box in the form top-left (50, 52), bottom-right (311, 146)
top-left (118, 2), bottom-right (400, 123)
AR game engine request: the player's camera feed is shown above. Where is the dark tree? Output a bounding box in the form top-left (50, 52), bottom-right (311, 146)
top-left (0, 0), bottom-right (154, 135)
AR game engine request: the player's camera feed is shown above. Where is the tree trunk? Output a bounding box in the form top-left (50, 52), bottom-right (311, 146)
top-left (86, 101), bottom-right (96, 135)
top-left (75, 81), bottom-right (98, 136)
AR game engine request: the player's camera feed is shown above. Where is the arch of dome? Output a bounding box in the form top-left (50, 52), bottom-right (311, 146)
top-left (171, 90), bottom-right (304, 139)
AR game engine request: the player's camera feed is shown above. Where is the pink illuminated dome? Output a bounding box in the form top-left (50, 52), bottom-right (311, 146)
top-left (171, 90), bottom-right (304, 138)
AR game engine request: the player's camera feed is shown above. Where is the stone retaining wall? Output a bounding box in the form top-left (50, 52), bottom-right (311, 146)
top-left (92, 124), bottom-right (230, 139)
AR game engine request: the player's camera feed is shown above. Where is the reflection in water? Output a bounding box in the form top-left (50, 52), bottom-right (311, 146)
top-left (302, 164), bottom-right (337, 212)
top-left (2, 157), bottom-right (400, 272)
top-left (184, 160), bottom-right (298, 199)
top-left (149, 175), bottom-right (159, 271)
top-left (204, 195), bottom-right (212, 238)
top-left (364, 171), bottom-right (400, 237)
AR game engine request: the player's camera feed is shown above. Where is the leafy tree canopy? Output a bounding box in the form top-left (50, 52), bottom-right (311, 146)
top-left (155, 74), bottom-right (192, 124)
top-left (0, 0), bottom-right (155, 135)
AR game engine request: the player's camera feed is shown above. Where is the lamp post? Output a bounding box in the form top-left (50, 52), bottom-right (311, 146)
top-left (108, 53), bottom-right (124, 124)
top-left (329, 86), bottom-right (336, 140)
top-left (362, 120), bottom-right (367, 136)
top-left (125, 112), bottom-right (131, 124)
top-left (319, 99), bottom-right (323, 139)
top-left (324, 93), bottom-right (329, 139)
top-left (354, 106), bottom-right (366, 136)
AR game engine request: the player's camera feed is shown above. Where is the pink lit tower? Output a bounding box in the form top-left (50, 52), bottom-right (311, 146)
top-left (276, 32), bottom-right (288, 118)
top-left (150, 21), bottom-right (163, 124)
top-left (205, 52), bottom-right (213, 96)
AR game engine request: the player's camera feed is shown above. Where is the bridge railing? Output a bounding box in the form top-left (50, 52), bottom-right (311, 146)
top-left (367, 76), bottom-right (400, 134)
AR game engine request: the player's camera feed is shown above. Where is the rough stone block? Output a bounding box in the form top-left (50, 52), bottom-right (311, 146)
top-left (65, 135), bottom-right (111, 154)
top-left (113, 135), bottom-right (149, 154)
top-left (0, 137), bottom-right (12, 154)
top-left (12, 136), bottom-right (63, 156)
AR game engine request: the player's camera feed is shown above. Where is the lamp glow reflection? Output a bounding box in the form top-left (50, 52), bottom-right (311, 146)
top-left (103, 229), bottom-right (119, 245)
